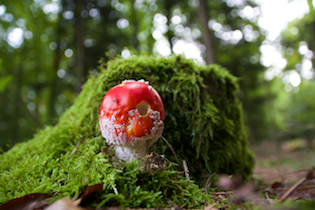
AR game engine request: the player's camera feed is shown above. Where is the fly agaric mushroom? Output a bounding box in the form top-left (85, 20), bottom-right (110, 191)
top-left (99, 79), bottom-right (165, 163)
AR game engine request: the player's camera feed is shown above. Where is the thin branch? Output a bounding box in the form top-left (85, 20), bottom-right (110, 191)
top-left (279, 171), bottom-right (315, 202)
top-left (279, 177), bottom-right (306, 202)
top-left (68, 140), bottom-right (83, 158)
top-left (183, 160), bottom-right (190, 180)
top-left (161, 136), bottom-right (181, 170)
top-left (210, 191), bottom-right (233, 195)
top-left (271, 185), bottom-right (315, 192)
top-left (204, 203), bottom-right (217, 210)
top-left (204, 173), bottom-right (216, 194)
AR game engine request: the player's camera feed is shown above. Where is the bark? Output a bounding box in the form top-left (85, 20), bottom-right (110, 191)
top-left (131, 0), bottom-right (140, 52)
top-left (76, 0), bottom-right (85, 93)
top-left (164, 1), bottom-right (175, 53)
top-left (198, 0), bottom-right (215, 64)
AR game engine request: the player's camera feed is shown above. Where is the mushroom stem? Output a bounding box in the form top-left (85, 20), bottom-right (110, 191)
top-left (114, 140), bottom-right (149, 162)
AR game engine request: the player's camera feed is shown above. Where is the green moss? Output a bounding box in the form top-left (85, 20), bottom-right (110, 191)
top-left (0, 55), bottom-right (254, 207)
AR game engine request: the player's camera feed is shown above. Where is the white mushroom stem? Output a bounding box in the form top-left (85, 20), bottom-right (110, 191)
top-left (114, 140), bottom-right (151, 162)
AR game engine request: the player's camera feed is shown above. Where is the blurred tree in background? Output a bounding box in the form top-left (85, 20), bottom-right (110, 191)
top-left (276, 2), bottom-right (315, 144)
top-left (1, 0), bottom-right (304, 150)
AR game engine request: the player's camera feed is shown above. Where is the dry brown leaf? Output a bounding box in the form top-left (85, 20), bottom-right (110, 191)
top-left (270, 181), bottom-right (284, 190)
top-left (0, 193), bottom-right (51, 210)
top-left (78, 183), bottom-right (104, 206)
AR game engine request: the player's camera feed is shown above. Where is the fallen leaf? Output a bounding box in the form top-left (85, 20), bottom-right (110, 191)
top-left (78, 183), bottom-right (104, 206)
top-left (270, 181), bottom-right (284, 189)
top-left (0, 193), bottom-right (52, 210)
top-left (306, 171), bottom-right (315, 180)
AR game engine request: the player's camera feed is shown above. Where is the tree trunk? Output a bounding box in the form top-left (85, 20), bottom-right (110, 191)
top-left (131, 0), bottom-right (140, 52)
top-left (76, 0), bottom-right (85, 93)
top-left (47, 0), bottom-right (65, 122)
top-left (198, 0), bottom-right (215, 64)
top-left (164, 1), bottom-right (175, 53)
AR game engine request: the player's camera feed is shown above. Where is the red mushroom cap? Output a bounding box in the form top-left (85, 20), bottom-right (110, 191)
top-left (99, 80), bottom-right (165, 146)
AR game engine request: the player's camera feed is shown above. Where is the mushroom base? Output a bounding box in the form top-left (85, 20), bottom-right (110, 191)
top-left (114, 139), bottom-right (151, 163)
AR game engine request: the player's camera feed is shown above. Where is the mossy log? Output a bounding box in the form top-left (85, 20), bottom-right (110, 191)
top-left (0, 55), bottom-right (254, 207)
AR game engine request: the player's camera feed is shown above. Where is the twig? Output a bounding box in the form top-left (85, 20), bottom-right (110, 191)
top-left (279, 171), bottom-right (315, 202)
top-left (68, 140), bottom-right (83, 158)
top-left (161, 136), bottom-right (181, 170)
top-left (274, 185), bottom-right (315, 191)
top-left (180, 202), bottom-right (187, 208)
top-left (210, 191), bottom-right (233, 195)
top-left (278, 177), bottom-right (306, 202)
top-left (183, 160), bottom-right (190, 180)
top-left (204, 203), bottom-right (216, 210)
top-left (204, 173), bottom-right (216, 195)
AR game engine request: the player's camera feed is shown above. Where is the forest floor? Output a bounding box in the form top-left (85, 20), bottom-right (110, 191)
top-left (245, 139), bottom-right (315, 208)
top-left (1, 139), bottom-right (314, 210)
top-left (251, 139), bottom-right (315, 185)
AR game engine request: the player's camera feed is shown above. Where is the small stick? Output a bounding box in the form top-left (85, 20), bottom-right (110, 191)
top-left (68, 140), bottom-right (83, 158)
top-left (279, 177), bottom-right (306, 202)
top-left (204, 203), bottom-right (216, 210)
top-left (210, 191), bottom-right (233, 195)
top-left (183, 160), bottom-right (190, 180)
top-left (265, 192), bottom-right (270, 199)
top-left (161, 136), bottom-right (181, 170)
top-left (180, 202), bottom-right (187, 208)
top-left (204, 173), bottom-right (216, 195)
top-left (269, 185), bottom-right (315, 192)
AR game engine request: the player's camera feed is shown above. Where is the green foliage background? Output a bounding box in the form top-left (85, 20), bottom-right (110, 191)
top-left (0, 0), bottom-right (273, 149)
top-left (0, 55), bottom-right (254, 206)
top-left (276, 5), bottom-right (315, 141)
